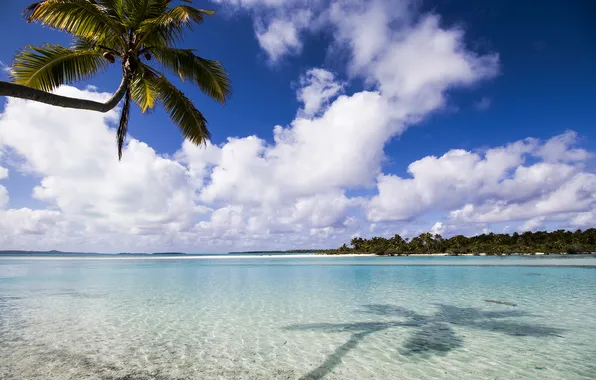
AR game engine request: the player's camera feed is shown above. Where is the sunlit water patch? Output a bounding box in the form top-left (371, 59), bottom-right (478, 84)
top-left (1, 255), bottom-right (595, 379)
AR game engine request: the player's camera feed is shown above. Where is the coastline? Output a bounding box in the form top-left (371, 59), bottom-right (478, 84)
top-left (322, 252), bottom-right (596, 257)
top-left (0, 253), bottom-right (594, 260)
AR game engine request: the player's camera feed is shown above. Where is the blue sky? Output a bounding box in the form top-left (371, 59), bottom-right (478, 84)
top-left (0, 0), bottom-right (595, 252)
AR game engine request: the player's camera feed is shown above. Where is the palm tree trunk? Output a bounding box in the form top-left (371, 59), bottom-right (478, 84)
top-left (0, 77), bottom-right (127, 113)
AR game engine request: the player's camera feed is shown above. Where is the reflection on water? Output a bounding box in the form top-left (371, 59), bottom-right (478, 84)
top-left (0, 257), bottom-right (595, 379)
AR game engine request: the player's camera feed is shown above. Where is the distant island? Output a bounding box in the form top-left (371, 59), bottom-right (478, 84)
top-left (324, 228), bottom-right (596, 256)
top-left (0, 250), bottom-right (188, 255)
top-left (4, 229), bottom-right (595, 257)
top-left (117, 252), bottom-right (186, 256)
top-left (0, 250), bottom-right (88, 255)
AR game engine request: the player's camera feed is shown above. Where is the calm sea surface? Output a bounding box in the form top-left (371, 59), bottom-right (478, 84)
top-left (1, 255), bottom-right (595, 379)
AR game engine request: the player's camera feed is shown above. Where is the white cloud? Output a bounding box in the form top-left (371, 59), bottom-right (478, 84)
top-left (536, 130), bottom-right (591, 162)
top-left (519, 217), bottom-right (545, 232)
top-left (187, 0), bottom-right (499, 216)
top-left (0, 160), bottom-right (8, 208)
top-left (369, 132), bottom-right (595, 227)
top-left (179, 91), bottom-right (396, 210)
top-left (296, 68), bottom-right (343, 117)
top-left (448, 171), bottom-right (596, 225)
top-left (326, 0), bottom-right (499, 127)
top-left (0, 86), bottom-right (363, 251)
top-left (0, 87), bottom-right (202, 250)
top-left (214, 0), bottom-right (325, 62)
top-left (0, 208), bottom-right (62, 236)
top-left (255, 10), bottom-right (312, 63)
top-left (0, 186), bottom-right (7, 209)
top-left (431, 222), bottom-right (446, 235)
top-left (570, 211), bottom-right (596, 227)
top-left (368, 139), bottom-right (535, 221)
top-left (212, 0), bottom-right (289, 8)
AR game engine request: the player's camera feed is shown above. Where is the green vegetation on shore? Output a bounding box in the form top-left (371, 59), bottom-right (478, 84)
top-left (228, 249), bottom-right (336, 254)
top-left (326, 229), bottom-right (596, 255)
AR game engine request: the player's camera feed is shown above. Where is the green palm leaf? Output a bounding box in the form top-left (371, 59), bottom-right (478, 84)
top-left (151, 47), bottom-right (231, 103)
top-left (11, 44), bottom-right (107, 92)
top-left (25, 0), bottom-right (126, 48)
top-left (71, 36), bottom-right (122, 57)
top-left (137, 5), bottom-right (214, 46)
top-left (71, 37), bottom-right (100, 50)
top-left (129, 66), bottom-right (159, 112)
top-left (94, 0), bottom-right (125, 23)
top-left (122, 0), bottom-right (151, 29)
top-left (124, 0), bottom-right (172, 28)
top-left (117, 89), bottom-right (131, 160)
top-left (153, 76), bottom-right (210, 145)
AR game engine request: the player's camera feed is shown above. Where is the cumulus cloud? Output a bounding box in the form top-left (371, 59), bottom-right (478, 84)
top-left (330, 1), bottom-right (499, 106)
top-left (431, 222), bottom-right (446, 235)
top-left (255, 10), bottom-right (312, 63)
top-left (185, 0), bottom-right (499, 217)
top-left (0, 155), bottom-right (9, 209)
top-left (296, 68), bottom-right (343, 117)
top-left (519, 217), bottom-right (545, 232)
top-left (2, 112), bottom-right (592, 253)
top-left (212, 0), bottom-right (289, 8)
top-left (368, 139), bottom-right (534, 221)
top-left (369, 132), bottom-right (594, 223)
top-left (1, 88), bottom-right (199, 232)
top-left (448, 170), bottom-right (596, 224)
top-left (367, 131), bottom-right (596, 237)
top-left (0, 208), bottom-right (62, 237)
top-left (0, 87), bottom-right (202, 250)
top-left (0, 86), bottom-right (363, 251)
top-left (0, 185), bottom-right (7, 210)
top-left (536, 130), bottom-right (591, 162)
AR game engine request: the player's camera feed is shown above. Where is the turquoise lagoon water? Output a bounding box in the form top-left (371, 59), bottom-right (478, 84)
top-left (1, 255), bottom-right (595, 379)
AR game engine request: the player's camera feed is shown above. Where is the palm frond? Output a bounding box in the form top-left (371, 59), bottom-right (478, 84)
top-left (122, 0), bottom-right (150, 29)
top-left (124, 0), bottom-right (173, 28)
top-left (136, 5), bottom-right (214, 47)
top-left (129, 65), bottom-right (159, 112)
top-left (71, 37), bottom-right (98, 50)
top-left (94, 0), bottom-right (125, 22)
top-left (11, 44), bottom-right (107, 92)
top-left (25, 0), bottom-right (126, 48)
top-left (117, 89), bottom-right (131, 160)
top-left (153, 75), bottom-right (210, 145)
top-left (151, 47), bottom-right (230, 103)
top-left (71, 36), bottom-right (122, 55)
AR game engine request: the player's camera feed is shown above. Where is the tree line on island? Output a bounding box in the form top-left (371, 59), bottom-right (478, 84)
top-left (327, 229), bottom-right (596, 255)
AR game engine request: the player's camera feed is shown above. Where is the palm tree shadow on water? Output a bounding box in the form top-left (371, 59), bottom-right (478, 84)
top-left (284, 303), bottom-right (565, 380)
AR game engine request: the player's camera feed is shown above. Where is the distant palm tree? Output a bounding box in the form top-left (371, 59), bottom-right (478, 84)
top-left (0, 0), bottom-right (231, 159)
top-left (419, 232), bottom-right (434, 254)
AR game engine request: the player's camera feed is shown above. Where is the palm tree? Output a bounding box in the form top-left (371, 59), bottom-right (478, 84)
top-left (419, 232), bottom-right (434, 254)
top-left (2, 0), bottom-right (231, 159)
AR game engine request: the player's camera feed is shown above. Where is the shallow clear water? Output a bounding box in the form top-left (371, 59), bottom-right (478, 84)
top-left (1, 255), bottom-right (595, 380)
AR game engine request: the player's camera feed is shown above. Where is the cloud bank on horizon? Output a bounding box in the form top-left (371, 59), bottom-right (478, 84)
top-left (0, 0), bottom-right (594, 252)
